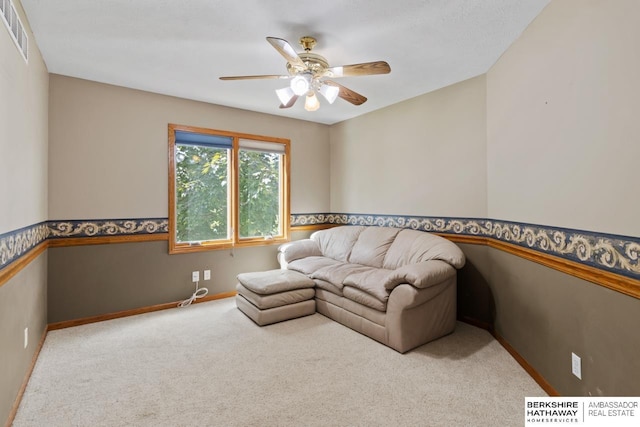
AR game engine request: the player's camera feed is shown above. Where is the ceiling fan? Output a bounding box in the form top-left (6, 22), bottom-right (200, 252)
top-left (220, 36), bottom-right (391, 111)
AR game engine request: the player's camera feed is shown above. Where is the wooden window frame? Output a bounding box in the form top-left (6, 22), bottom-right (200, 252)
top-left (168, 123), bottom-right (290, 254)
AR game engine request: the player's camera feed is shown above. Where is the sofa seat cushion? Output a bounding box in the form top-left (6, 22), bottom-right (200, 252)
top-left (313, 279), bottom-right (343, 296)
top-left (343, 286), bottom-right (387, 312)
top-left (343, 268), bottom-right (398, 298)
top-left (287, 256), bottom-right (342, 275)
top-left (310, 262), bottom-right (373, 290)
top-left (342, 294), bottom-right (386, 326)
top-left (315, 288), bottom-right (386, 326)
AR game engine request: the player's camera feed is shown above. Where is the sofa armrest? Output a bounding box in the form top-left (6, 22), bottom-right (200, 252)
top-left (388, 282), bottom-right (452, 310)
top-left (388, 260), bottom-right (456, 290)
top-left (386, 279), bottom-right (457, 353)
top-left (343, 260), bottom-right (457, 295)
top-left (277, 239), bottom-right (322, 267)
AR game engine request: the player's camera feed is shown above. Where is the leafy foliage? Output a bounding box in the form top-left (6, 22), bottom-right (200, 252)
top-left (239, 149), bottom-right (281, 238)
top-left (175, 145), bottom-right (229, 242)
top-left (175, 144), bottom-right (280, 243)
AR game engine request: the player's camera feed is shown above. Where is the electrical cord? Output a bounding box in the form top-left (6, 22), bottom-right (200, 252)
top-left (178, 281), bottom-right (209, 307)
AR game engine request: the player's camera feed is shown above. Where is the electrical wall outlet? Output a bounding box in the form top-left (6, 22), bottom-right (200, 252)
top-left (572, 352), bottom-right (582, 379)
top-left (192, 271), bottom-right (200, 282)
top-left (24, 327), bottom-right (28, 349)
top-left (204, 270), bottom-right (211, 281)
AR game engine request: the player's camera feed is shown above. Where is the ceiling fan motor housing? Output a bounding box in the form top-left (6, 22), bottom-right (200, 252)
top-left (286, 52), bottom-right (329, 77)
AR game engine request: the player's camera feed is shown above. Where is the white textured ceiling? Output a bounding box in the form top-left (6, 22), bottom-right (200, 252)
top-left (21, 0), bottom-right (549, 125)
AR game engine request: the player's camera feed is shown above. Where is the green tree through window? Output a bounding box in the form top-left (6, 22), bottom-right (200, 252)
top-left (239, 149), bottom-right (281, 238)
top-left (175, 144), bottom-right (229, 242)
top-left (169, 124), bottom-right (290, 253)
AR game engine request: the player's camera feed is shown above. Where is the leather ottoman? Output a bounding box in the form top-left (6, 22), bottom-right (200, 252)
top-left (235, 269), bottom-right (315, 326)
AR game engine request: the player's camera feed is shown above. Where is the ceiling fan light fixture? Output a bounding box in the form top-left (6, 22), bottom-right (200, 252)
top-left (290, 74), bottom-right (310, 96)
top-left (304, 92), bottom-right (320, 112)
top-left (319, 84), bottom-right (340, 104)
top-left (275, 87), bottom-right (295, 105)
top-left (220, 36), bottom-right (388, 110)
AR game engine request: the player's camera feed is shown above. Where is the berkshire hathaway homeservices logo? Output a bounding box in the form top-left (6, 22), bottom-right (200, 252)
top-left (525, 397), bottom-right (639, 426)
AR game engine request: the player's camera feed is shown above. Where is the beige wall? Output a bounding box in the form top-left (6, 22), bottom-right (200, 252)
top-left (0, 0), bottom-right (48, 232)
top-left (487, 0), bottom-right (640, 236)
top-left (0, 1), bottom-right (48, 424)
top-left (482, 0), bottom-right (640, 396)
top-left (47, 241), bottom-right (277, 323)
top-left (48, 75), bottom-right (330, 219)
top-left (330, 75), bottom-right (487, 218)
top-left (0, 254), bottom-right (47, 422)
top-left (487, 247), bottom-right (640, 396)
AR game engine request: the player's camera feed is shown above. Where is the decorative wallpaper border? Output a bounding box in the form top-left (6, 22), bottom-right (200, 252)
top-left (47, 218), bottom-right (168, 239)
top-left (0, 222), bottom-right (48, 270)
top-left (292, 213), bottom-right (640, 280)
top-left (1, 215), bottom-right (639, 283)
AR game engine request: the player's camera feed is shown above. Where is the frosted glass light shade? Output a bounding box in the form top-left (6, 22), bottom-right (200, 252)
top-left (319, 84), bottom-right (340, 104)
top-left (276, 87), bottom-right (295, 105)
top-left (304, 92), bottom-right (320, 111)
top-left (290, 75), bottom-right (310, 96)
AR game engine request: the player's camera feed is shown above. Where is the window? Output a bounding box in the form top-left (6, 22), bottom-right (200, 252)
top-left (1, 0), bottom-right (28, 62)
top-left (168, 124), bottom-right (290, 253)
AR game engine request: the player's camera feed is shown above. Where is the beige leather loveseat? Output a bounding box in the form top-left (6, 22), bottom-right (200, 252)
top-left (277, 225), bottom-right (466, 353)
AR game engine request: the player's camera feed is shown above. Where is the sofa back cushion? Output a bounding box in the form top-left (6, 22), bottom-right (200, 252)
top-left (311, 226), bottom-right (365, 262)
top-left (348, 226), bottom-right (401, 267)
top-left (382, 229), bottom-right (465, 269)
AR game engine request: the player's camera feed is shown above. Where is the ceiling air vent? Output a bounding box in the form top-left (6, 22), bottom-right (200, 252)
top-left (0, 0), bottom-right (28, 62)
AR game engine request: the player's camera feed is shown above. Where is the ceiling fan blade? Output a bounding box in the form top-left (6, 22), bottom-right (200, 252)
top-left (219, 75), bottom-right (289, 81)
top-left (279, 95), bottom-right (299, 109)
top-left (266, 37), bottom-right (306, 68)
top-left (325, 81), bottom-right (367, 106)
top-left (326, 61), bottom-right (391, 78)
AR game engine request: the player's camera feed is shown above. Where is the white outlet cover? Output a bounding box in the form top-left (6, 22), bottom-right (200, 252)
top-left (204, 270), bottom-right (211, 281)
top-left (192, 271), bottom-right (200, 282)
top-left (24, 327), bottom-right (28, 349)
top-left (571, 353), bottom-right (582, 379)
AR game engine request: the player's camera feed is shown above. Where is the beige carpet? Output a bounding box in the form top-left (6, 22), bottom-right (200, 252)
top-left (13, 298), bottom-right (545, 426)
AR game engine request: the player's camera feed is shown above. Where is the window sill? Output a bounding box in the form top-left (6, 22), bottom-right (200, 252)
top-left (169, 237), bottom-right (289, 254)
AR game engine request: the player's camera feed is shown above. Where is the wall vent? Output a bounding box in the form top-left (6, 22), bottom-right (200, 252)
top-left (0, 0), bottom-right (28, 63)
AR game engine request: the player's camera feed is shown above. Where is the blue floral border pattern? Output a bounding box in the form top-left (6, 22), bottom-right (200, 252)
top-left (290, 213), bottom-right (333, 227)
top-left (47, 218), bottom-right (169, 239)
top-left (291, 213), bottom-right (640, 280)
top-left (2, 215), bottom-right (639, 282)
top-left (2, 219), bottom-right (168, 272)
top-left (0, 222), bottom-right (49, 270)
